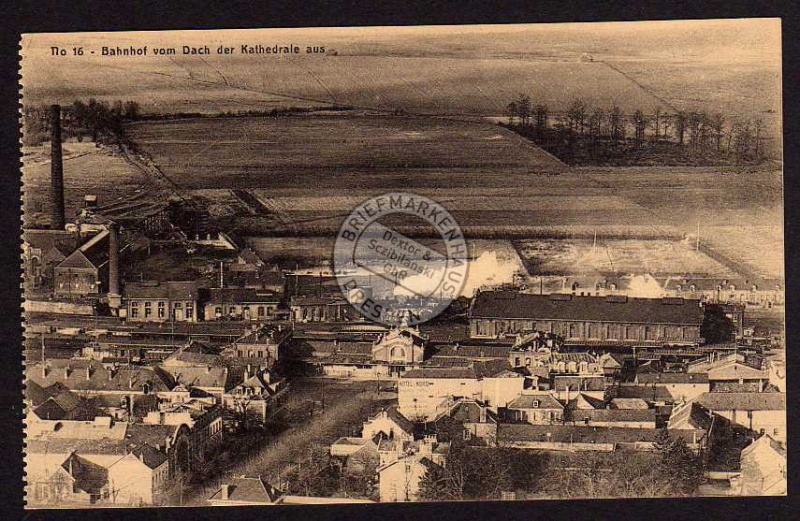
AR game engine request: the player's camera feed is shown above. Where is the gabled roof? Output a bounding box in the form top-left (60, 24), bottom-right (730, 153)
top-left (208, 476), bottom-right (283, 504)
top-left (470, 291), bottom-right (705, 325)
top-left (741, 433), bottom-right (786, 460)
top-left (26, 380), bottom-right (71, 406)
top-left (508, 393), bottom-right (564, 410)
top-left (62, 453), bottom-right (108, 495)
top-left (707, 361), bottom-right (768, 381)
top-left (26, 360), bottom-right (176, 393)
top-left (33, 399), bottom-right (73, 421)
top-left (696, 392), bottom-right (785, 411)
top-left (23, 230), bottom-right (80, 255)
top-left (565, 393), bottom-right (606, 410)
top-left (668, 402), bottom-right (714, 431)
top-left (127, 444), bottom-right (169, 469)
top-left (237, 248), bottom-right (263, 266)
top-left (444, 399), bottom-right (499, 423)
top-left (599, 352), bottom-right (625, 368)
top-left (377, 405), bottom-right (415, 436)
top-left (57, 249), bottom-right (98, 270)
top-left (377, 327), bottom-right (427, 348)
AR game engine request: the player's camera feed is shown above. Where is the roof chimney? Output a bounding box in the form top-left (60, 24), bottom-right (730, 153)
top-left (220, 484), bottom-right (230, 500)
top-left (86, 365), bottom-right (91, 380)
top-left (49, 105), bottom-right (65, 230)
top-left (107, 222), bottom-right (121, 308)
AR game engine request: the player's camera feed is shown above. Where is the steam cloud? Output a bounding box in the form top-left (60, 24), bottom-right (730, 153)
top-left (392, 250), bottom-right (523, 298)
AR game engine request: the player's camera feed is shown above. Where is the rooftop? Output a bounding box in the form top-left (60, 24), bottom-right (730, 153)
top-left (471, 291), bottom-right (705, 326)
top-left (207, 287), bottom-right (281, 304)
top-left (635, 372), bottom-right (709, 385)
top-left (507, 393), bottom-right (564, 410)
top-left (27, 360), bottom-right (176, 393)
top-left (696, 392), bottom-right (785, 411)
top-left (208, 476), bottom-right (283, 504)
top-left (124, 281), bottom-right (199, 301)
top-left (497, 423), bottom-right (693, 445)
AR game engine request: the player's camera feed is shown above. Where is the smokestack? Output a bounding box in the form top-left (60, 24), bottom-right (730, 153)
top-left (50, 105), bottom-right (66, 230)
top-left (108, 222), bottom-right (121, 309)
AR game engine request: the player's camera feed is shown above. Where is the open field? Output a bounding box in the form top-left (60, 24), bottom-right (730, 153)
top-left (22, 112), bottom-right (782, 281)
top-left (125, 115), bottom-right (566, 185)
top-left (515, 239), bottom-right (736, 277)
top-left (22, 142), bottom-right (149, 227)
top-left (703, 226), bottom-right (784, 280)
top-left (22, 22), bottom-right (779, 126)
top-left (23, 53), bottom-right (671, 117)
top-left (122, 115), bottom-right (783, 279)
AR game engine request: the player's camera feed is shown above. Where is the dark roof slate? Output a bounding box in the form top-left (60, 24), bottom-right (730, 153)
top-left (471, 291), bottom-right (704, 325)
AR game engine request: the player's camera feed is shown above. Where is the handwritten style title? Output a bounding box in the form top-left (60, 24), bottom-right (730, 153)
top-left (49, 44), bottom-right (326, 57)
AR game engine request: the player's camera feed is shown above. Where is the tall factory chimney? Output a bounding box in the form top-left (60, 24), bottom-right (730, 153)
top-left (49, 104), bottom-right (66, 230)
top-left (107, 221), bottom-right (121, 311)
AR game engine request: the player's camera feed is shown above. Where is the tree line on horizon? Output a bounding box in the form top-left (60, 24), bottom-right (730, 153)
top-left (504, 94), bottom-right (771, 166)
top-left (22, 99), bottom-right (141, 146)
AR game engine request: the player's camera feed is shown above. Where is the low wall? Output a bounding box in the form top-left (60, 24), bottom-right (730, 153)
top-left (24, 300), bottom-right (94, 315)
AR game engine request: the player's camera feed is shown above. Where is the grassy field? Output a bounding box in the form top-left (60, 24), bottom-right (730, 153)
top-left (121, 114), bottom-right (782, 279)
top-left (125, 115), bottom-right (566, 187)
top-left (23, 52), bottom-right (671, 117)
top-left (22, 22), bottom-right (779, 125)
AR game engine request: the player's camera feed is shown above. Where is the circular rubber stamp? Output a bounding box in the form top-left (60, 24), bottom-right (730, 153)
top-left (333, 192), bottom-right (468, 327)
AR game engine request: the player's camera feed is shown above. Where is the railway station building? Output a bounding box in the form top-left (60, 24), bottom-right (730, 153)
top-left (468, 291), bottom-right (705, 346)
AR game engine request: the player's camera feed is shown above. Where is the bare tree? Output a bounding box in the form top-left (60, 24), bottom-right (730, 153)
top-left (534, 104), bottom-right (549, 135)
top-left (567, 99), bottom-right (588, 135)
top-left (632, 110), bottom-right (648, 145)
top-left (675, 111), bottom-right (688, 145)
top-left (610, 105), bottom-right (625, 141)
top-left (505, 101), bottom-right (518, 126)
top-left (709, 113), bottom-right (725, 151)
top-left (517, 95), bottom-right (532, 127)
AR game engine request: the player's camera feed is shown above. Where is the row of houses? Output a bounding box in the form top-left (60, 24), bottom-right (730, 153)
top-left (25, 338), bottom-right (291, 507)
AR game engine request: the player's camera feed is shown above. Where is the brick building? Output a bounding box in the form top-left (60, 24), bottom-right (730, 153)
top-left (123, 281), bottom-right (199, 323)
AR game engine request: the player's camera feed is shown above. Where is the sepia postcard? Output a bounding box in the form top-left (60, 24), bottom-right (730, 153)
top-left (20, 20), bottom-right (785, 508)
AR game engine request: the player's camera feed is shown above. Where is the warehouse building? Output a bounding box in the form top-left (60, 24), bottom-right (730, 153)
top-left (468, 291), bottom-right (705, 346)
